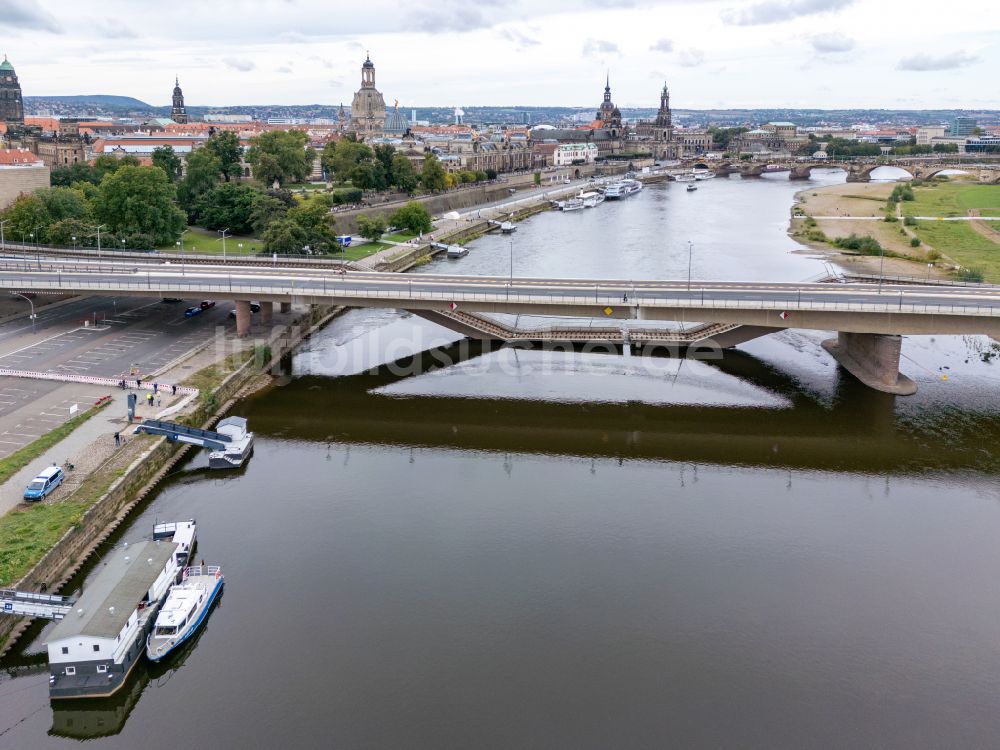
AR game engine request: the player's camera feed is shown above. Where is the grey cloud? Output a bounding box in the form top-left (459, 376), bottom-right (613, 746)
top-left (277, 66), bottom-right (293, 74)
top-left (582, 38), bottom-right (619, 55)
top-left (649, 38), bottom-right (674, 53)
top-left (896, 51), bottom-right (979, 71)
top-left (677, 48), bottom-right (705, 67)
top-left (407, 3), bottom-right (490, 33)
top-left (95, 19), bottom-right (139, 39)
top-left (0, 0), bottom-right (63, 33)
top-left (721, 0), bottom-right (854, 26)
top-left (810, 32), bottom-right (854, 53)
top-left (223, 57), bottom-right (255, 72)
top-left (500, 29), bottom-right (540, 49)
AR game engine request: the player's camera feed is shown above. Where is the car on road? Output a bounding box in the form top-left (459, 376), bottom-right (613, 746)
top-left (162, 297), bottom-right (183, 303)
top-left (200, 300), bottom-right (216, 310)
top-left (24, 465), bottom-right (64, 502)
top-left (184, 306), bottom-right (203, 318)
top-left (227, 302), bottom-right (262, 319)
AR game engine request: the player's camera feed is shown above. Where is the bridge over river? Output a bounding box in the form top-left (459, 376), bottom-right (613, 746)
top-left (1, 257), bottom-right (998, 395)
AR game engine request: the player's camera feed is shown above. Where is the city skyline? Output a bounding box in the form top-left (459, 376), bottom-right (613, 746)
top-left (1, 0), bottom-right (996, 110)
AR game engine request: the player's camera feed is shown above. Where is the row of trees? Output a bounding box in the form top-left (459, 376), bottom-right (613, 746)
top-left (356, 201), bottom-right (434, 242)
top-left (797, 135), bottom-right (962, 158)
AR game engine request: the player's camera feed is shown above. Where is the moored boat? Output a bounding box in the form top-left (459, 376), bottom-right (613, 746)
top-left (45, 521), bottom-right (197, 700)
top-left (603, 182), bottom-right (626, 199)
top-left (674, 174), bottom-right (696, 182)
top-left (686, 184), bottom-right (698, 192)
top-left (146, 566), bottom-right (224, 663)
top-left (562, 196), bottom-right (585, 211)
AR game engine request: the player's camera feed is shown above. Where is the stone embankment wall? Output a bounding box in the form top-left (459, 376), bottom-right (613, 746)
top-left (0, 305), bottom-right (340, 657)
top-left (331, 161), bottom-right (638, 234)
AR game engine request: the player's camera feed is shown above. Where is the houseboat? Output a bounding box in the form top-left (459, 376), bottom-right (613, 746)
top-left (45, 521), bottom-right (197, 700)
top-left (207, 417), bottom-right (254, 470)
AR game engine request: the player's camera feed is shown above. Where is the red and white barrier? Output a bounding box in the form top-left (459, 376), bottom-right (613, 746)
top-left (0, 368), bottom-right (199, 396)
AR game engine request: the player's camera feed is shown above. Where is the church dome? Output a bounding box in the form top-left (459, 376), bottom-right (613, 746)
top-left (385, 105), bottom-right (408, 134)
top-left (0, 58), bottom-right (14, 73)
top-left (363, 55), bottom-right (374, 69)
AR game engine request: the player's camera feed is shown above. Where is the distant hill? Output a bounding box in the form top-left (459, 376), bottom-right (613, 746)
top-left (25, 95), bottom-right (154, 113)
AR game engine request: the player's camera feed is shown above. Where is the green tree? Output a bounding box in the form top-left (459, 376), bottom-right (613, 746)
top-left (246, 130), bottom-right (315, 187)
top-left (321, 138), bottom-right (373, 181)
top-left (286, 194), bottom-right (336, 251)
top-left (389, 201), bottom-right (432, 234)
top-left (47, 218), bottom-right (94, 247)
top-left (391, 154), bottom-right (419, 193)
top-left (533, 171), bottom-right (541, 186)
top-left (50, 162), bottom-right (100, 187)
top-left (93, 154), bottom-right (140, 181)
top-left (350, 160), bottom-right (387, 190)
top-left (249, 194), bottom-right (289, 236)
top-left (2, 194), bottom-right (51, 242)
top-left (485, 168), bottom-right (498, 180)
top-left (177, 148), bottom-right (222, 217)
top-left (37, 186), bottom-right (91, 223)
top-left (357, 213), bottom-right (387, 242)
top-left (94, 165), bottom-right (186, 245)
top-left (374, 144), bottom-right (395, 179)
top-left (262, 218), bottom-right (309, 254)
top-left (151, 146), bottom-right (183, 182)
top-left (205, 131), bottom-right (243, 182)
top-left (194, 183), bottom-right (260, 234)
top-left (421, 154), bottom-right (447, 192)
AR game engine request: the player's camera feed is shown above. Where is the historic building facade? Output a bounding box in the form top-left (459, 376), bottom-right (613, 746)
top-left (171, 78), bottom-right (189, 124)
top-left (349, 55), bottom-right (386, 142)
top-left (596, 75), bottom-right (623, 135)
top-left (0, 57), bottom-right (24, 125)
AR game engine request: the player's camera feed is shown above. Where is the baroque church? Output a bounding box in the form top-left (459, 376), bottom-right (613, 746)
top-left (348, 54), bottom-right (386, 141)
top-left (171, 77), bottom-right (189, 124)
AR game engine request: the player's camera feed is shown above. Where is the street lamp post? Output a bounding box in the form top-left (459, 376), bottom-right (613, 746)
top-left (687, 240), bottom-right (694, 292)
top-left (72, 235), bottom-right (77, 251)
top-left (219, 228), bottom-right (231, 263)
top-left (88, 224), bottom-right (106, 265)
top-left (11, 292), bottom-right (36, 330)
top-left (238, 242), bottom-right (244, 257)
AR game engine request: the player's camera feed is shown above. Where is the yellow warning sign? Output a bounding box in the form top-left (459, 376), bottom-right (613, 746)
top-left (603, 306), bottom-right (613, 316)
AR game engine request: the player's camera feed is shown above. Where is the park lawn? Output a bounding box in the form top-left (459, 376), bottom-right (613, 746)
top-left (157, 226), bottom-right (263, 255)
top-left (383, 231), bottom-right (418, 243)
top-left (902, 182), bottom-right (1000, 218)
top-left (910, 219), bottom-right (1000, 281)
top-left (338, 242), bottom-right (392, 261)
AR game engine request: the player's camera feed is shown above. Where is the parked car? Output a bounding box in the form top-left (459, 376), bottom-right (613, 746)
top-left (184, 306), bottom-right (202, 318)
top-left (227, 302), bottom-right (262, 319)
top-left (200, 300), bottom-right (216, 310)
top-left (24, 465), bottom-right (64, 502)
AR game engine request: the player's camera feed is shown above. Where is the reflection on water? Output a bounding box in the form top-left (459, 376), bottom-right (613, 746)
top-left (2, 174), bottom-right (1000, 749)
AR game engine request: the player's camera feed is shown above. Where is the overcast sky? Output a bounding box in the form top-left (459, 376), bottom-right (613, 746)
top-left (2, 0), bottom-right (996, 110)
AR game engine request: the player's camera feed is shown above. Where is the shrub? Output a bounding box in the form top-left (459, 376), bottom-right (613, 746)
top-left (330, 187), bottom-right (363, 205)
top-left (903, 216), bottom-right (917, 226)
top-left (927, 249), bottom-right (942, 261)
top-left (910, 237), bottom-right (921, 247)
top-left (833, 233), bottom-right (884, 255)
top-left (803, 215), bottom-right (817, 228)
top-left (957, 267), bottom-right (984, 283)
top-left (806, 229), bottom-right (828, 242)
top-left (884, 211), bottom-right (898, 222)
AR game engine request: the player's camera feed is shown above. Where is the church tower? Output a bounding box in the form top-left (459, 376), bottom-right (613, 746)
top-left (654, 82), bottom-right (672, 139)
top-left (349, 54), bottom-right (386, 142)
top-left (171, 77), bottom-right (189, 124)
top-left (596, 73), bottom-right (621, 131)
top-left (0, 57), bottom-right (24, 125)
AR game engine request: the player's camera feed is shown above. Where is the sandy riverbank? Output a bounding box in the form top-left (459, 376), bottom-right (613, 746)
top-left (789, 181), bottom-right (951, 279)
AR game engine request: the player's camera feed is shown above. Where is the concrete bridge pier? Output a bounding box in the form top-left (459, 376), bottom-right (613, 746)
top-left (822, 332), bottom-right (916, 396)
top-left (235, 300), bottom-right (252, 337)
top-left (260, 301), bottom-right (273, 326)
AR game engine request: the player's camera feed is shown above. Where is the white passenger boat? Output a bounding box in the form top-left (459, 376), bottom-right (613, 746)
top-left (146, 565), bottom-right (224, 663)
top-left (603, 182), bottom-right (627, 199)
top-left (674, 174), bottom-right (696, 183)
top-left (694, 171), bottom-right (715, 180)
top-left (500, 221), bottom-right (517, 234)
top-left (578, 190), bottom-right (604, 208)
top-left (562, 196), bottom-right (585, 211)
top-left (621, 178), bottom-right (643, 195)
top-left (447, 244), bottom-right (468, 258)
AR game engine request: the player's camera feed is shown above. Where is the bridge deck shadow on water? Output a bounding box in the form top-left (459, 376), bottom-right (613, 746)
top-left (245, 340), bottom-right (998, 475)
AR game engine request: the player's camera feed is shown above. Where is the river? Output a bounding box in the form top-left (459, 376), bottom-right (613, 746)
top-left (2, 172), bottom-right (1000, 749)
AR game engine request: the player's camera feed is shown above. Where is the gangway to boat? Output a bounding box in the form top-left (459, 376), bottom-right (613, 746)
top-left (134, 419), bottom-right (232, 451)
top-left (1, 588), bottom-right (75, 620)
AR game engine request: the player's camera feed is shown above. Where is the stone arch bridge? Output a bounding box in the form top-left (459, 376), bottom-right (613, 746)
top-left (700, 160), bottom-right (1000, 183)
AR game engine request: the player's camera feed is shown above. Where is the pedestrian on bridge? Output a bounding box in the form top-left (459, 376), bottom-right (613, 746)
top-left (114, 432), bottom-right (120, 447)
top-left (152, 382), bottom-right (158, 395)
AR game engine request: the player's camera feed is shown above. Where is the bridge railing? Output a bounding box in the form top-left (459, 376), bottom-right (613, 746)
top-left (1, 273), bottom-right (998, 319)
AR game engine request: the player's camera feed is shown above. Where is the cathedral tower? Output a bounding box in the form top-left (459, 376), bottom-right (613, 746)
top-left (171, 77), bottom-right (189, 124)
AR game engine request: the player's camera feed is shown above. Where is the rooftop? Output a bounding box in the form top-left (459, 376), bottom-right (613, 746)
top-left (48, 540), bottom-right (177, 642)
top-left (0, 148), bottom-right (43, 166)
